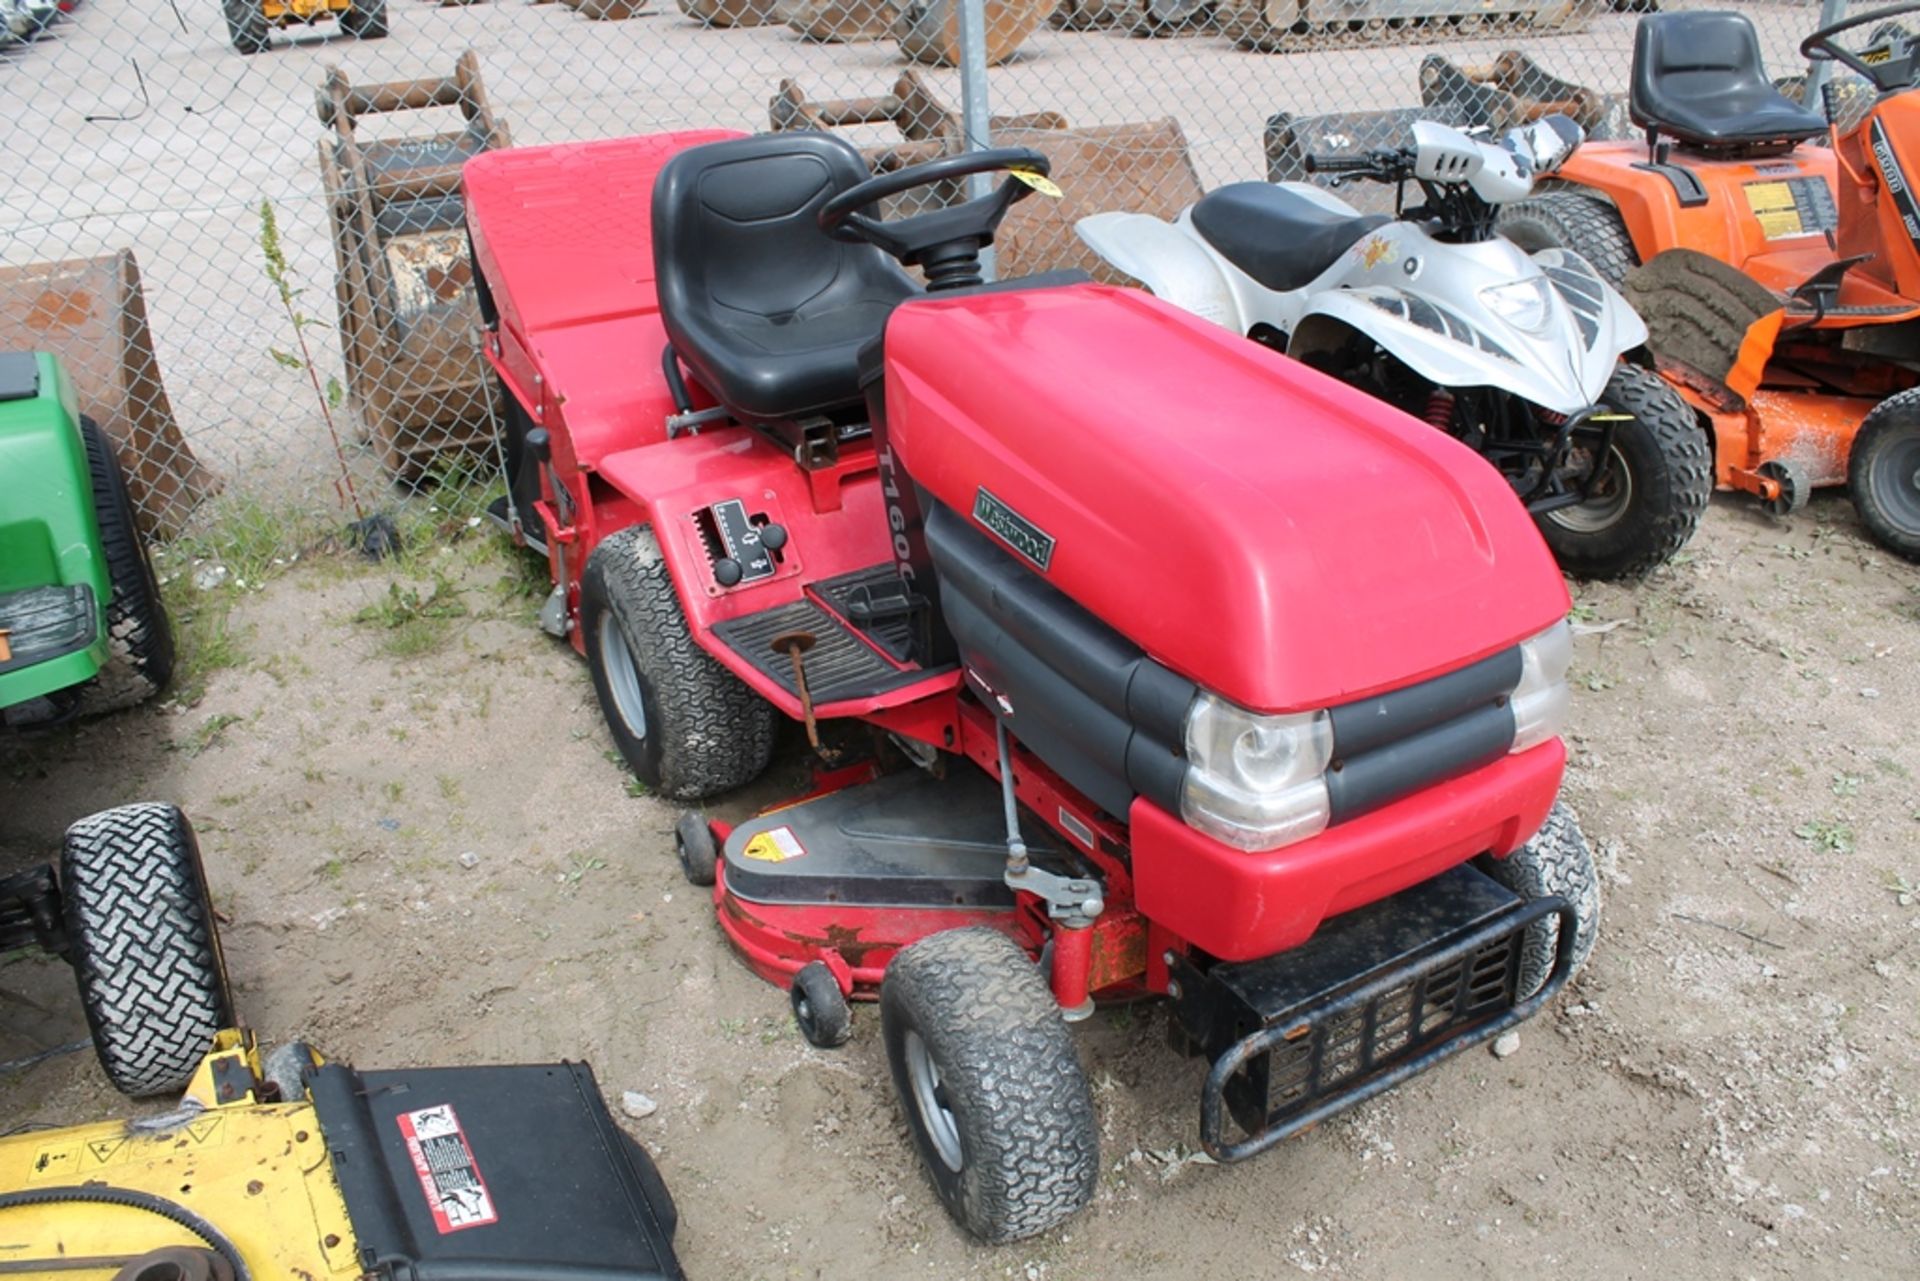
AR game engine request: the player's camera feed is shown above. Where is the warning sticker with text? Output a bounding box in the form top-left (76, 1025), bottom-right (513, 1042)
top-left (398, 1104), bottom-right (498, 1233)
top-left (742, 825), bottom-right (807, 862)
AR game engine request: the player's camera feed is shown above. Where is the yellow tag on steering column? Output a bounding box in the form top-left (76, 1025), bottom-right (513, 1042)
top-left (1009, 168), bottom-right (1063, 199)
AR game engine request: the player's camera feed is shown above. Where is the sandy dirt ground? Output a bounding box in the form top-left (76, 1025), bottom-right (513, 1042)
top-left (4, 488), bottom-right (1917, 1280)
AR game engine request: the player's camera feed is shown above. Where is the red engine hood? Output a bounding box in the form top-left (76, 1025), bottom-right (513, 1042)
top-left (883, 283), bottom-right (1569, 712)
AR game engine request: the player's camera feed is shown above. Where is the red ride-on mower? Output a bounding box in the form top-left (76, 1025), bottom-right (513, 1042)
top-left (464, 131), bottom-right (1598, 1242)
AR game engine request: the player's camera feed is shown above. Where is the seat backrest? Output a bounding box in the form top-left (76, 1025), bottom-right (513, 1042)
top-left (653, 132), bottom-right (888, 330)
top-left (1630, 11), bottom-right (1772, 134)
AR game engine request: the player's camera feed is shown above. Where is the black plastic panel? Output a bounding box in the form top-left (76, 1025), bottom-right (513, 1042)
top-left (1328, 645), bottom-right (1519, 759)
top-left (1326, 702), bottom-right (1515, 823)
top-left (721, 767), bottom-right (1073, 908)
top-left (310, 1060), bottom-right (683, 1281)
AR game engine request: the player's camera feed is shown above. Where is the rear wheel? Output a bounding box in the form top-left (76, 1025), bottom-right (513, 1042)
top-left (581, 526), bottom-right (774, 800)
top-left (77, 416), bottom-right (173, 714)
top-left (880, 928), bottom-right (1097, 1243)
top-left (340, 0), bottom-right (389, 38)
top-left (1495, 191), bottom-right (1639, 289)
top-left (1848, 388), bottom-right (1920, 560)
top-left (1539, 364), bottom-right (1712, 580)
top-left (1476, 800), bottom-right (1598, 998)
top-left (222, 0), bottom-right (269, 52)
top-left (63, 804), bottom-right (233, 1097)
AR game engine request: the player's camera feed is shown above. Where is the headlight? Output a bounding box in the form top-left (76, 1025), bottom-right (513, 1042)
top-left (1181, 694), bottom-right (1333, 852)
top-left (1479, 278), bottom-right (1555, 335)
top-left (1510, 619), bottom-right (1572, 754)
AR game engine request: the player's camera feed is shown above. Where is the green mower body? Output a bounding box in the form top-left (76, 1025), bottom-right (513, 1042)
top-left (0, 351), bottom-right (171, 722)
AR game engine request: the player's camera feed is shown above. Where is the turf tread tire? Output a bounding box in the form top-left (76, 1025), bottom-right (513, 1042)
top-left (222, 0), bottom-right (269, 52)
top-left (880, 928), bottom-right (1097, 1243)
top-left (1477, 800), bottom-right (1599, 997)
top-left (76, 416), bottom-right (173, 715)
top-left (340, 0), bottom-right (389, 38)
top-left (1541, 363), bottom-right (1713, 580)
top-left (1848, 388), bottom-right (1920, 561)
top-left (581, 526), bottom-right (774, 801)
top-left (1495, 191), bottom-right (1639, 288)
top-left (63, 803), bottom-right (232, 1097)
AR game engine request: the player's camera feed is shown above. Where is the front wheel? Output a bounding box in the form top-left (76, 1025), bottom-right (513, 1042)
top-left (63, 804), bottom-right (234, 1097)
top-left (1848, 388), bottom-right (1920, 561)
top-left (580, 526), bottom-right (774, 800)
top-left (339, 0), bottom-right (388, 38)
top-left (880, 928), bottom-right (1097, 1243)
top-left (1538, 365), bottom-right (1712, 580)
top-left (1476, 800), bottom-right (1599, 998)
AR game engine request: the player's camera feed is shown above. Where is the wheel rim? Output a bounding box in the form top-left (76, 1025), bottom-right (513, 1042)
top-left (1869, 432), bottom-right (1920, 533)
top-left (904, 1029), bottom-right (963, 1172)
top-left (1548, 442), bottom-right (1634, 534)
top-left (596, 614), bottom-right (649, 740)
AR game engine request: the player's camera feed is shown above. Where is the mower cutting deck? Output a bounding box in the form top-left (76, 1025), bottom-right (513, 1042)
top-left (465, 125), bottom-right (1598, 1242)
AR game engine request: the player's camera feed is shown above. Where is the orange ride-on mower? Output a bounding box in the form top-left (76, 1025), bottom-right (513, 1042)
top-left (1495, 6), bottom-right (1920, 559)
top-left (465, 131), bottom-right (1599, 1242)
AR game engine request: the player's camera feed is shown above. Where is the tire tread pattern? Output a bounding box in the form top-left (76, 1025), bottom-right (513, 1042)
top-left (63, 803), bottom-right (231, 1097)
top-left (1478, 800), bottom-right (1600, 997)
top-left (76, 417), bottom-right (173, 714)
top-left (1495, 191), bottom-right (1639, 288)
top-left (1848, 387), bottom-right (1920, 561)
top-left (881, 928), bottom-right (1097, 1243)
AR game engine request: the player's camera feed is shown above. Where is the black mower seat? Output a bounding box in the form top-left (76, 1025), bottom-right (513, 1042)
top-left (1630, 11), bottom-right (1827, 150)
top-left (653, 133), bottom-right (916, 423)
top-left (1189, 184), bottom-right (1390, 294)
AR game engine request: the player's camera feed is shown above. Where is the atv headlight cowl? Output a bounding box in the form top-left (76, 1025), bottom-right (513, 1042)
top-left (1509, 619), bottom-right (1573, 755)
top-left (1479, 278), bottom-right (1555, 335)
top-left (1181, 695), bottom-right (1333, 852)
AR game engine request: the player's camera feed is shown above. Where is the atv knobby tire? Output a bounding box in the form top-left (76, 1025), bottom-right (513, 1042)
top-left (223, 0), bottom-right (270, 52)
top-left (1496, 190), bottom-right (1639, 289)
top-left (880, 928), bottom-right (1097, 1243)
top-left (63, 803), bottom-right (233, 1097)
top-left (1849, 387), bottom-right (1920, 561)
top-left (1477, 800), bottom-right (1599, 997)
top-left (581, 526), bottom-right (774, 801)
top-left (1540, 364), bottom-right (1712, 579)
top-left (77, 416), bottom-right (174, 715)
top-left (340, 0), bottom-right (389, 39)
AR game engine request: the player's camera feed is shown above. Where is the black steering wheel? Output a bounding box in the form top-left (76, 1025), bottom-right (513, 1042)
top-left (818, 147), bottom-right (1052, 291)
top-left (1802, 1), bottom-right (1920, 93)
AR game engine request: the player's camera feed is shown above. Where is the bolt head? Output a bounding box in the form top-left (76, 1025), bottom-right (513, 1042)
top-left (1167, 980), bottom-right (1182, 999)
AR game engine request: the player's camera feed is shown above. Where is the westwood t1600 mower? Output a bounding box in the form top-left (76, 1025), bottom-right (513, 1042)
top-left (1497, 6), bottom-right (1920, 559)
top-left (465, 129), bottom-right (1598, 1242)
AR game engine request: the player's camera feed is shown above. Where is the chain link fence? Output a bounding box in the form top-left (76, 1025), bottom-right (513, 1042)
top-left (0, 0), bottom-right (1867, 549)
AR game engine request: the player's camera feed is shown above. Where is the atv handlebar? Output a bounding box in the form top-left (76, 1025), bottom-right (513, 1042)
top-left (1304, 149), bottom-right (1411, 182)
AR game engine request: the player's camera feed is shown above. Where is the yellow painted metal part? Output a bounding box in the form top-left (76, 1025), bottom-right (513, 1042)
top-left (0, 1034), bottom-right (359, 1280)
top-left (262, 0), bottom-right (353, 22)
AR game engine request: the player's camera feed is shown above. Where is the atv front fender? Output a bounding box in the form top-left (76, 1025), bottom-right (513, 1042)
top-left (1075, 212), bottom-right (1244, 332)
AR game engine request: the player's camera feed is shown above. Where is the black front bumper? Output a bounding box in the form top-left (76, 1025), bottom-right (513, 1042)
top-left (1167, 863), bottom-right (1576, 1162)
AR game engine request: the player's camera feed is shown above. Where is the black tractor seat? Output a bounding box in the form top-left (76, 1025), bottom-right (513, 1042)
top-left (1189, 183), bottom-right (1390, 294)
top-left (652, 132), bottom-right (917, 425)
top-left (1630, 11), bottom-right (1826, 151)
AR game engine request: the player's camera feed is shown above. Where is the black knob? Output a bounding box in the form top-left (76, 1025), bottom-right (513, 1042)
top-left (525, 427), bottom-right (551, 464)
top-left (759, 523), bottom-right (788, 551)
top-left (713, 558), bottom-right (744, 587)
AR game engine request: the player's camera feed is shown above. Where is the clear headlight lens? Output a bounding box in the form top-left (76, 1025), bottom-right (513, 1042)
top-left (1510, 618), bottom-right (1573, 754)
top-left (1181, 694), bottom-right (1333, 852)
top-left (1479, 278), bottom-right (1555, 334)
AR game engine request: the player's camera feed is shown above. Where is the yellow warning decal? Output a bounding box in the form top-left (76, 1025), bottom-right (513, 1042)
top-left (741, 826), bottom-right (807, 863)
top-left (30, 1116), bottom-right (227, 1181)
top-left (1745, 181), bottom-right (1807, 240)
top-left (1008, 168), bottom-right (1063, 199)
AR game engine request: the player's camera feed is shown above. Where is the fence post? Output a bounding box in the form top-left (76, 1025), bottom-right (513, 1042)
top-left (955, 0), bottom-right (997, 279)
top-left (1806, 0), bottom-right (1851, 102)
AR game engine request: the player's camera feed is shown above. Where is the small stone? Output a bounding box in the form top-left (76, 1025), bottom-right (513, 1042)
top-left (193, 563), bottom-right (230, 591)
top-left (621, 1090), bottom-right (658, 1119)
top-left (1492, 1031), bottom-right (1521, 1059)
top-left (458, 851), bottom-right (480, 870)
top-left (1861, 688), bottom-right (1881, 699)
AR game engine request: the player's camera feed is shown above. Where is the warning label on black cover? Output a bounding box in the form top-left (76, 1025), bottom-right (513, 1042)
top-left (398, 1103), bottom-right (499, 1233)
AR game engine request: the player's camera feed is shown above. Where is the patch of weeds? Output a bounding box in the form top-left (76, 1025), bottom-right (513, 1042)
top-left (1577, 669), bottom-right (1615, 692)
top-left (623, 777), bottom-right (648, 798)
top-left (174, 712), bottom-right (243, 757)
top-left (1889, 872), bottom-right (1917, 908)
top-left (437, 774), bottom-right (463, 802)
top-left (1873, 755), bottom-right (1911, 781)
top-left (1793, 819), bottom-right (1856, 855)
top-left (558, 854), bottom-right (606, 889)
top-left (320, 858), bottom-right (345, 882)
top-left (353, 575), bottom-right (468, 658)
top-left (717, 1016), bottom-right (749, 1040)
top-left (383, 780), bottom-right (405, 804)
top-left (1832, 772), bottom-right (1864, 798)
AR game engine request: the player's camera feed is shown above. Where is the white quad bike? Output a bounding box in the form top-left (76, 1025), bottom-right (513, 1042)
top-left (1079, 116), bottom-right (1713, 580)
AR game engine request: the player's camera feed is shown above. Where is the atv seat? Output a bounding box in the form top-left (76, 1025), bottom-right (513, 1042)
top-left (653, 133), bottom-right (917, 424)
top-left (1189, 184), bottom-right (1389, 295)
top-left (1630, 11), bottom-right (1826, 151)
